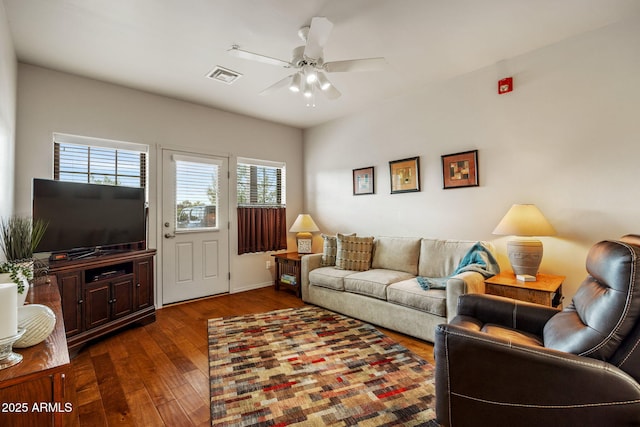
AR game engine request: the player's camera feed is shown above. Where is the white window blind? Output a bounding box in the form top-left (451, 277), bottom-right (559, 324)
top-left (174, 156), bottom-right (220, 230)
top-left (53, 133), bottom-right (147, 188)
top-left (237, 157), bottom-right (286, 207)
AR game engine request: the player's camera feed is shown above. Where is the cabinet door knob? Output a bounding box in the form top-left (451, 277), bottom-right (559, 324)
top-left (78, 299), bottom-right (84, 304)
top-left (137, 283), bottom-right (141, 287)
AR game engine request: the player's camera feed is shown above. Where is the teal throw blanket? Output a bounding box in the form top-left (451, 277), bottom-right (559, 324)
top-left (417, 242), bottom-right (500, 290)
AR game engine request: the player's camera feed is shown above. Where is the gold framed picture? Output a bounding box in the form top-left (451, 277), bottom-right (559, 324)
top-left (441, 150), bottom-right (479, 189)
top-left (389, 157), bottom-right (420, 194)
top-left (353, 166), bottom-right (375, 195)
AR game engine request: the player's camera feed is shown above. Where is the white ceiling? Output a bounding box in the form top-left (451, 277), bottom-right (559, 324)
top-left (3, 0), bottom-right (640, 129)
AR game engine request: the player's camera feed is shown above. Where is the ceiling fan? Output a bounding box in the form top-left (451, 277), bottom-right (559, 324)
top-left (228, 17), bottom-right (387, 105)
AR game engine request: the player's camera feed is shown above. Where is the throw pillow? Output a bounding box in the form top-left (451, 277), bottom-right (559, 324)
top-left (336, 233), bottom-right (374, 271)
top-left (321, 233), bottom-right (355, 266)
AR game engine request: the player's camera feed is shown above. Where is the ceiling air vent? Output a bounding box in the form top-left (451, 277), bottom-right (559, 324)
top-left (207, 66), bottom-right (242, 85)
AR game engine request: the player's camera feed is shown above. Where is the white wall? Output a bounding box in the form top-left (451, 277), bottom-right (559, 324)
top-left (15, 64), bottom-right (303, 299)
top-left (304, 17), bottom-right (640, 302)
top-left (0, 3), bottom-right (17, 233)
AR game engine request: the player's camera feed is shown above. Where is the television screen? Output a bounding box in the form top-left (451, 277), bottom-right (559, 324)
top-left (33, 179), bottom-right (146, 254)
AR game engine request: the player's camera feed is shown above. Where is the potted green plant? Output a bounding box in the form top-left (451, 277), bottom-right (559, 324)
top-left (0, 216), bottom-right (48, 304)
top-left (0, 261), bottom-right (32, 305)
top-left (0, 216), bottom-right (48, 261)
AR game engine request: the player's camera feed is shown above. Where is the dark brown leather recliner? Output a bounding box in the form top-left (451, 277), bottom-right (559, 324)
top-left (434, 236), bottom-right (640, 427)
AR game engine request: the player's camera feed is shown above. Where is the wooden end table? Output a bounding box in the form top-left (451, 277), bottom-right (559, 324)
top-left (484, 272), bottom-right (565, 307)
top-left (272, 252), bottom-right (306, 297)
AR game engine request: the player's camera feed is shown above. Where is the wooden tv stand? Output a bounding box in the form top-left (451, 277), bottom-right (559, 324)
top-left (48, 249), bottom-right (156, 356)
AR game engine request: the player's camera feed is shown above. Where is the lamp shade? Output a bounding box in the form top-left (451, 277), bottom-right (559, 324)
top-left (289, 214), bottom-right (319, 233)
top-left (492, 204), bottom-right (556, 237)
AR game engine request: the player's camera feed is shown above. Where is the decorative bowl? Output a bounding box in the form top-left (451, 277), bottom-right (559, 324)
top-left (14, 304), bottom-right (56, 348)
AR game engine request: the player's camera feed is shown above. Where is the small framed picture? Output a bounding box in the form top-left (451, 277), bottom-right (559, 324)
top-left (353, 166), bottom-right (375, 195)
top-left (389, 157), bottom-right (420, 194)
top-left (441, 150), bottom-right (479, 189)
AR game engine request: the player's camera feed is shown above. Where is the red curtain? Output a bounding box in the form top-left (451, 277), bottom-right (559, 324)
top-left (237, 207), bottom-right (287, 255)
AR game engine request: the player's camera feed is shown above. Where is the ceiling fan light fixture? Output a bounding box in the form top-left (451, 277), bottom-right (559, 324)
top-left (303, 64), bottom-right (318, 84)
top-left (303, 81), bottom-right (313, 98)
top-left (316, 72), bottom-right (332, 91)
top-left (289, 73), bottom-right (302, 92)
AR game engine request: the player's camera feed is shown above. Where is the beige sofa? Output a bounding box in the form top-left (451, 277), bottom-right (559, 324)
top-left (301, 236), bottom-right (497, 343)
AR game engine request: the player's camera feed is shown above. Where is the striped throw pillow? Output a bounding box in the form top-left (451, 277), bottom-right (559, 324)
top-left (336, 234), bottom-right (374, 271)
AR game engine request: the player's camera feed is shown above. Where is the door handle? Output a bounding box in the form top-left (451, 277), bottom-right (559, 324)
top-left (164, 233), bottom-right (175, 239)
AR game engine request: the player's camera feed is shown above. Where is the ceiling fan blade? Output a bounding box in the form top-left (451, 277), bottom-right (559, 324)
top-left (303, 17), bottom-right (333, 60)
top-left (324, 57), bottom-right (388, 73)
top-left (228, 46), bottom-right (291, 68)
top-left (259, 74), bottom-right (294, 96)
top-left (321, 84), bottom-right (341, 100)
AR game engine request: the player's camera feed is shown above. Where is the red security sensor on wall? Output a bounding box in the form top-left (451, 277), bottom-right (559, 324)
top-left (498, 77), bottom-right (513, 94)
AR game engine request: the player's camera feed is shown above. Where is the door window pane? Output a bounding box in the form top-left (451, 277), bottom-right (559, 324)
top-left (175, 160), bottom-right (219, 230)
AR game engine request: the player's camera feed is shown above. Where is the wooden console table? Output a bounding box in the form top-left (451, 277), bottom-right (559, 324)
top-left (0, 277), bottom-right (78, 427)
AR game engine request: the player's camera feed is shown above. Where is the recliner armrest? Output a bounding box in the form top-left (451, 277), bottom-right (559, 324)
top-left (456, 293), bottom-right (560, 337)
top-left (435, 323), bottom-right (640, 427)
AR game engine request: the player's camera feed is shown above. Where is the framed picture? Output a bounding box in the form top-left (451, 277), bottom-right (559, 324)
top-left (353, 166), bottom-right (375, 195)
top-left (389, 157), bottom-right (420, 194)
top-left (441, 149), bottom-right (479, 189)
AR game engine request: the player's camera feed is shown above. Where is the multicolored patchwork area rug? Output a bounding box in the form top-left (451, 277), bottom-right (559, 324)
top-left (208, 306), bottom-right (438, 426)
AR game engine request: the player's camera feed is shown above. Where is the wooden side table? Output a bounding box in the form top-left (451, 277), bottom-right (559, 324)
top-left (272, 252), bottom-right (304, 297)
top-left (484, 272), bottom-right (565, 307)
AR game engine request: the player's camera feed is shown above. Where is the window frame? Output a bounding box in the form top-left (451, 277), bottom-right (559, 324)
top-left (236, 157), bottom-right (286, 208)
top-left (53, 133), bottom-right (148, 188)
top-left (173, 154), bottom-right (222, 232)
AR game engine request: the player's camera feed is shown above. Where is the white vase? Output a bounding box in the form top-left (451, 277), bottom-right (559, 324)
top-left (0, 272), bottom-right (28, 305)
top-left (14, 304), bottom-right (56, 348)
top-left (17, 283), bottom-right (28, 305)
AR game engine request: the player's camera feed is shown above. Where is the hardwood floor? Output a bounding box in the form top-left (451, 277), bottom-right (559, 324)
top-left (70, 286), bottom-right (435, 426)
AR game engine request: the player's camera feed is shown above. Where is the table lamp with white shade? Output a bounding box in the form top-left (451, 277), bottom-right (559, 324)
top-left (492, 204), bottom-right (556, 278)
top-left (289, 214), bottom-right (319, 254)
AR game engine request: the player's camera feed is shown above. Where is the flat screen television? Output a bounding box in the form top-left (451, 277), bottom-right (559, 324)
top-left (33, 179), bottom-right (146, 255)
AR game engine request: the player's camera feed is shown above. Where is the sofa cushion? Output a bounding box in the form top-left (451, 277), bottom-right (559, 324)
top-left (344, 269), bottom-right (415, 300)
top-left (387, 278), bottom-right (447, 317)
top-left (321, 234), bottom-right (339, 266)
top-left (321, 233), bottom-right (355, 266)
top-left (336, 234), bottom-right (374, 271)
top-left (372, 236), bottom-right (422, 275)
top-left (418, 238), bottom-right (478, 277)
top-left (308, 267), bottom-right (355, 291)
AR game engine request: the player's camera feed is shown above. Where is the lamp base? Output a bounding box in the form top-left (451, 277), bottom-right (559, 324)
top-left (507, 239), bottom-right (543, 277)
top-left (296, 232), bottom-right (313, 254)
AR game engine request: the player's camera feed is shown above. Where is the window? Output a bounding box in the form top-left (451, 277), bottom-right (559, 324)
top-left (174, 156), bottom-right (220, 230)
top-left (53, 133), bottom-right (147, 188)
top-left (237, 158), bottom-right (286, 207)
top-left (236, 157), bottom-right (287, 254)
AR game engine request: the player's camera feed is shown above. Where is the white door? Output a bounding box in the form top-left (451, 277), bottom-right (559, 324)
top-left (161, 149), bottom-right (229, 304)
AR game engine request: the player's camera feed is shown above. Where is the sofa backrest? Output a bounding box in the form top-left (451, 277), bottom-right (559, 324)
top-left (372, 236), bottom-right (422, 275)
top-left (419, 238), bottom-right (487, 277)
